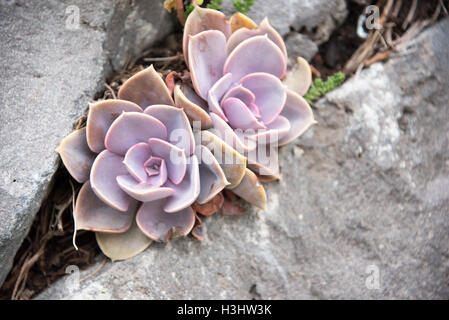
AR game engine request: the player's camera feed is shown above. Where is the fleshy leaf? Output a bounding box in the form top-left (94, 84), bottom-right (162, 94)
top-left (105, 112), bottom-right (167, 155)
top-left (183, 5), bottom-right (231, 67)
top-left (174, 84), bottom-right (212, 129)
top-left (188, 30), bottom-right (227, 100)
top-left (207, 73), bottom-right (233, 121)
top-left (116, 174), bottom-right (174, 202)
top-left (245, 115), bottom-right (290, 145)
top-left (193, 192), bottom-right (224, 216)
top-left (224, 35), bottom-right (286, 83)
top-left (74, 181), bottom-right (135, 233)
top-left (222, 97), bottom-right (266, 130)
top-left (221, 85), bottom-right (255, 106)
top-left (240, 72), bottom-right (287, 125)
top-left (284, 57), bottom-right (312, 96)
top-left (209, 113), bottom-right (257, 153)
top-left (246, 144), bottom-right (281, 180)
top-left (196, 145), bottom-right (229, 204)
top-left (148, 138), bottom-right (187, 185)
top-left (117, 65), bottom-right (174, 108)
top-left (278, 89), bottom-right (315, 146)
top-left (136, 199), bottom-right (195, 242)
top-left (231, 168), bottom-right (266, 210)
top-left (90, 150), bottom-right (132, 211)
top-left (144, 105), bottom-right (195, 156)
top-left (144, 157), bottom-right (168, 187)
top-left (86, 100), bottom-right (143, 153)
top-left (56, 127), bottom-right (96, 183)
top-left (123, 142), bottom-right (152, 183)
top-left (163, 155), bottom-right (200, 213)
top-left (229, 12), bottom-right (257, 32)
top-left (96, 219), bottom-right (152, 262)
top-left (227, 18), bottom-right (287, 59)
top-left (201, 130), bottom-right (246, 189)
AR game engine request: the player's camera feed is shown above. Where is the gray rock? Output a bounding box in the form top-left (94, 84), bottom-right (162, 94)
top-left (37, 18), bottom-right (449, 299)
top-left (0, 0), bottom-right (173, 286)
top-left (221, 0), bottom-right (347, 43)
top-left (284, 32), bottom-right (319, 65)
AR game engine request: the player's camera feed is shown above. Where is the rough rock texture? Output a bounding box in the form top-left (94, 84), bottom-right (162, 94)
top-left (221, 0), bottom-right (347, 43)
top-left (0, 0), bottom-right (173, 286)
top-left (284, 32), bottom-right (319, 65)
top-left (38, 18), bottom-right (449, 299)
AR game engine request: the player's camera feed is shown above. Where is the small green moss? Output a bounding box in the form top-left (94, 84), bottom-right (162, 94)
top-left (304, 71), bottom-right (345, 104)
top-left (185, 4), bottom-right (195, 17)
top-left (207, 0), bottom-right (223, 10)
top-left (233, 0), bottom-right (254, 14)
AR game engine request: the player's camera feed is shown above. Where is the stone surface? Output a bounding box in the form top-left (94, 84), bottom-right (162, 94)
top-left (221, 0), bottom-right (347, 43)
top-left (0, 0), bottom-right (173, 286)
top-left (284, 32), bottom-right (319, 65)
top-left (38, 18), bottom-right (449, 299)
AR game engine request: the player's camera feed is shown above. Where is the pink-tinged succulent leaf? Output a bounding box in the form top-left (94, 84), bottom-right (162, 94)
top-left (74, 181), bottom-right (135, 233)
top-left (221, 85), bottom-right (255, 106)
top-left (96, 219), bottom-right (152, 262)
top-left (278, 89), bottom-right (315, 146)
top-left (144, 157), bottom-right (168, 186)
top-left (191, 224), bottom-right (205, 241)
top-left (56, 127), bottom-right (96, 183)
top-left (222, 198), bottom-right (246, 215)
top-left (86, 100), bottom-right (143, 153)
top-left (246, 144), bottom-right (281, 180)
top-left (209, 113), bottom-right (257, 152)
top-left (188, 30), bottom-right (227, 100)
top-left (201, 130), bottom-right (247, 189)
top-left (231, 168), bottom-right (267, 210)
top-left (183, 5), bottom-right (231, 67)
top-left (90, 150), bottom-right (132, 211)
top-left (229, 12), bottom-right (257, 33)
top-left (196, 145), bottom-right (229, 204)
top-left (123, 142), bottom-right (152, 183)
top-left (222, 97), bottom-right (266, 130)
top-left (284, 57), bottom-right (312, 96)
top-left (240, 72), bottom-right (287, 125)
top-left (148, 138), bottom-right (187, 185)
top-left (117, 65), bottom-right (174, 108)
top-left (116, 174), bottom-right (174, 202)
top-left (105, 112), bottom-right (167, 155)
top-left (144, 105), bottom-right (195, 155)
top-left (207, 73), bottom-right (233, 121)
top-left (174, 84), bottom-right (212, 129)
top-left (163, 155), bottom-right (200, 213)
top-left (246, 115), bottom-right (291, 145)
top-left (136, 198), bottom-right (195, 242)
top-left (227, 18), bottom-right (287, 59)
top-left (193, 192), bottom-right (224, 216)
top-left (223, 35), bottom-right (286, 84)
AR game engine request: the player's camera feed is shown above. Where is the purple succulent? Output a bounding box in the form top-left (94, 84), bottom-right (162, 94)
top-left (179, 7), bottom-right (316, 179)
top-left (57, 65), bottom-right (229, 260)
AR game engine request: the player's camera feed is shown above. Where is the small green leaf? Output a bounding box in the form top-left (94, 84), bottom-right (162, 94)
top-left (304, 71), bottom-right (345, 104)
top-left (233, 0), bottom-right (254, 14)
top-left (207, 0), bottom-right (223, 10)
top-left (185, 4), bottom-right (194, 17)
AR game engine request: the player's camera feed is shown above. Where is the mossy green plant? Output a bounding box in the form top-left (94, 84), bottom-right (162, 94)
top-left (233, 0), bottom-right (254, 14)
top-left (207, 0), bottom-right (223, 10)
top-left (304, 72), bottom-right (345, 104)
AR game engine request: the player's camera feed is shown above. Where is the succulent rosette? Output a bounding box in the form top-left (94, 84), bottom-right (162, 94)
top-left (57, 65), bottom-right (229, 260)
top-left (178, 7), bottom-right (315, 182)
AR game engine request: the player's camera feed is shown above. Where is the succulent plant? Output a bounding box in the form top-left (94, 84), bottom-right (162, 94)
top-left (179, 6), bottom-right (315, 181)
top-left (57, 65), bottom-right (229, 260)
top-left (56, 7), bottom-right (316, 262)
